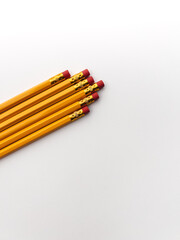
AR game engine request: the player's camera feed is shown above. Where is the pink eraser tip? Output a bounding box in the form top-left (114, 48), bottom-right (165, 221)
top-left (82, 69), bottom-right (90, 78)
top-left (82, 106), bottom-right (90, 115)
top-left (92, 92), bottom-right (99, 101)
top-left (62, 70), bottom-right (71, 79)
top-left (87, 76), bottom-right (94, 85)
top-left (97, 80), bottom-right (104, 89)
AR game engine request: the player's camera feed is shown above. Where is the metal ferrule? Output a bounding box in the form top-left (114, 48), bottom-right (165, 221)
top-left (84, 83), bottom-right (99, 95)
top-left (69, 72), bottom-right (84, 84)
top-left (79, 95), bottom-right (95, 107)
top-left (49, 73), bottom-right (65, 85)
top-left (74, 79), bottom-right (89, 91)
top-left (70, 109), bottom-right (84, 122)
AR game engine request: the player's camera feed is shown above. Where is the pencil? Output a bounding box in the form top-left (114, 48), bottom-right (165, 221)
top-left (0, 93), bottom-right (99, 149)
top-left (0, 77), bottom-right (94, 131)
top-left (0, 81), bottom-right (104, 140)
top-left (0, 70), bottom-right (70, 114)
top-left (0, 69), bottom-right (90, 121)
top-left (0, 107), bottom-right (90, 159)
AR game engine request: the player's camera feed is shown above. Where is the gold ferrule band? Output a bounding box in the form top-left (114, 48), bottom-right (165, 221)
top-left (49, 73), bottom-right (65, 85)
top-left (84, 83), bottom-right (99, 95)
top-left (69, 72), bottom-right (84, 84)
top-left (70, 109), bottom-right (84, 122)
top-left (79, 95), bottom-right (95, 107)
top-left (74, 79), bottom-right (89, 91)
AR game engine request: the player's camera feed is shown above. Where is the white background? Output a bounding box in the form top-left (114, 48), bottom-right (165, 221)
top-left (0, 0), bottom-right (180, 239)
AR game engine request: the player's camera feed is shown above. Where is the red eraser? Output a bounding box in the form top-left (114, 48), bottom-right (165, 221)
top-left (87, 76), bottom-right (94, 85)
top-left (62, 70), bottom-right (71, 79)
top-left (97, 80), bottom-right (104, 89)
top-left (82, 69), bottom-right (90, 78)
top-left (92, 92), bottom-right (99, 101)
top-left (82, 106), bottom-right (90, 115)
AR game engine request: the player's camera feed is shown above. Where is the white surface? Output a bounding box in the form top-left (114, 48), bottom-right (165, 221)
top-left (0, 0), bottom-right (180, 239)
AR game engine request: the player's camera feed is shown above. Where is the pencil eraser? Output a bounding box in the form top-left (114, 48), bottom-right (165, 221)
top-left (97, 80), bottom-right (104, 89)
top-left (87, 76), bottom-right (94, 85)
top-left (82, 106), bottom-right (90, 115)
top-left (82, 69), bottom-right (90, 78)
top-left (92, 92), bottom-right (99, 101)
top-left (62, 70), bottom-right (71, 79)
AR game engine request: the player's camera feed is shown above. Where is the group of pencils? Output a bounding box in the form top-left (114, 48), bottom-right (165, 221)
top-left (0, 69), bottom-right (104, 158)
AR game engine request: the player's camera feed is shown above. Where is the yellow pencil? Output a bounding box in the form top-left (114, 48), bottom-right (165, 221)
top-left (0, 81), bottom-right (104, 140)
top-left (0, 107), bottom-right (90, 159)
top-left (0, 93), bottom-right (99, 149)
top-left (0, 69), bottom-right (89, 121)
top-left (0, 70), bottom-right (70, 113)
top-left (0, 77), bottom-right (95, 131)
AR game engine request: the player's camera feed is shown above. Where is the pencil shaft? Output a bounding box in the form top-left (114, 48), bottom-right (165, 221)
top-left (0, 116), bottom-right (70, 158)
top-left (0, 102), bottom-right (80, 149)
top-left (0, 79), bottom-right (90, 131)
top-left (0, 109), bottom-right (85, 159)
top-left (0, 71), bottom-right (85, 121)
top-left (0, 94), bottom-right (96, 148)
top-left (0, 72), bottom-right (68, 113)
top-left (0, 82), bottom-right (100, 140)
top-left (0, 91), bottom-right (85, 140)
